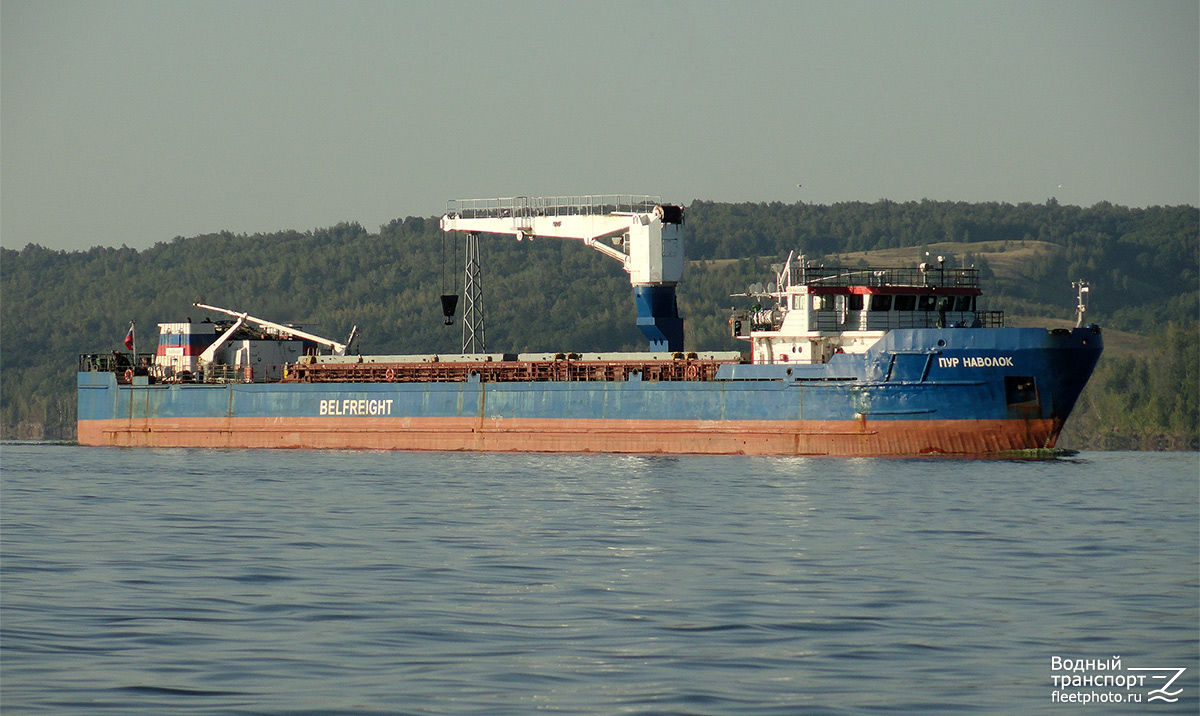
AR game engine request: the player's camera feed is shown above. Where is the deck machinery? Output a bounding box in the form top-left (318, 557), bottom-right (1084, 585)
top-left (440, 195), bottom-right (685, 351)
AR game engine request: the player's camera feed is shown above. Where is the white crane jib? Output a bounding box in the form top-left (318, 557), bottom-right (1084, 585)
top-left (439, 196), bottom-right (687, 351)
top-left (438, 196), bottom-right (684, 285)
top-left (193, 302), bottom-right (348, 359)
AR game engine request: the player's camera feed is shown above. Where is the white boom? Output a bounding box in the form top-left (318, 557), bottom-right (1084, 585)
top-left (438, 195), bottom-right (683, 285)
top-left (193, 303), bottom-right (347, 355)
top-left (197, 313), bottom-right (247, 366)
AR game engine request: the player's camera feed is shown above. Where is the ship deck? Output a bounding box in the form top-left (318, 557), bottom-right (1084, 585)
top-left (288, 357), bottom-right (742, 384)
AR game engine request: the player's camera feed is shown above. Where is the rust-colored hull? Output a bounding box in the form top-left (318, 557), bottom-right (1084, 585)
top-left (77, 416), bottom-right (1062, 456)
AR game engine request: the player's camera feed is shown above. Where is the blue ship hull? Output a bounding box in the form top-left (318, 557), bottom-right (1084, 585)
top-left (78, 326), bottom-right (1102, 456)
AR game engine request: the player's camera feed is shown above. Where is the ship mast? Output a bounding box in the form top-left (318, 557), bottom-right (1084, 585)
top-left (461, 233), bottom-right (486, 353)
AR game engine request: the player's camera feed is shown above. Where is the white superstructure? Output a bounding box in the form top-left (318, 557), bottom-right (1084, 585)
top-left (732, 253), bottom-right (992, 365)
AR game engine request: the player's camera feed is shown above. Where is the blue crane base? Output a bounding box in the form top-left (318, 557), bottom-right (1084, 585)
top-left (634, 285), bottom-right (685, 352)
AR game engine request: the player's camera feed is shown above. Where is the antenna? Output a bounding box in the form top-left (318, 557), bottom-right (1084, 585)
top-left (1073, 280), bottom-right (1090, 327)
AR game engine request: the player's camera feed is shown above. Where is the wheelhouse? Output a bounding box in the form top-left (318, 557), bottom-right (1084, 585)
top-left (732, 255), bottom-right (1003, 364)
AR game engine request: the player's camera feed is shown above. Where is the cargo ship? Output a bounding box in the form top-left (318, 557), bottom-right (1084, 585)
top-left (77, 196), bottom-right (1103, 456)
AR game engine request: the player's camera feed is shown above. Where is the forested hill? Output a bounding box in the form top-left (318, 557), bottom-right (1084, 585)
top-left (2, 199), bottom-right (1196, 449)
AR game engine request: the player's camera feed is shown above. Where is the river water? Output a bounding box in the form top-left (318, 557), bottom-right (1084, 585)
top-left (1, 445), bottom-right (1196, 715)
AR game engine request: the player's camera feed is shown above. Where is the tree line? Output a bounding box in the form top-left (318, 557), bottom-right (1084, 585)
top-left (2, 199), bottom-right (1196, 449)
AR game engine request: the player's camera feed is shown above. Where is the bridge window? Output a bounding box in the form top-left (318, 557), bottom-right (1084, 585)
top-left (848, 294), bottom-right (863, 311)
top-left (869, 294), bottom-right (892, 311)
top-left (955, 295), bottom-right (975, 312)
top-left (917, 295), bottom-right (937, 311)
top-left (894, 295), bottom-right (916, 311)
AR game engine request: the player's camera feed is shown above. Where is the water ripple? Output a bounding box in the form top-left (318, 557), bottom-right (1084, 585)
top-left (1, 446), bottom-right (1196, 715)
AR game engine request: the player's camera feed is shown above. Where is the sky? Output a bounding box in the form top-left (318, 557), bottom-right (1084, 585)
top-left (2, 0), bottom-right (1197, 252)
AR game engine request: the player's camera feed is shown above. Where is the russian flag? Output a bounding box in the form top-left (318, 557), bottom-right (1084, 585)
top-left (124, 324), bottom-right (134, 350)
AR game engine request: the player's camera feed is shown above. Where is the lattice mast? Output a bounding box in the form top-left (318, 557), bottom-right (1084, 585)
top-left (461, 233), bottom-right (486, 353)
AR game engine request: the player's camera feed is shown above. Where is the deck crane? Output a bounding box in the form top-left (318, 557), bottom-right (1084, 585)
top-left (439, 195), bottom-right (685, 352)
top-left (193, 302), bottom-right (351, 359)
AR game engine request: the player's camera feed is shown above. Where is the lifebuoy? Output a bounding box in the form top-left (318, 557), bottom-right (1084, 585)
top-left (124, 369), bottom-right (134, 382)
top-left (385, 368), bottom-right (396, 381)
top-left (685, 364), bottom-right (699, 380)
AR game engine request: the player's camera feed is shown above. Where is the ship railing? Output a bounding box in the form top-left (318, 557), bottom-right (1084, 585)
top-left (202, 364), bottom-right (254, 384)
top-left (792, 265), bottom-right (981, 289)
top-left (447, 195), bottom-right (664, 220)
top-left (79, 352), bottom-right (154, 376)
top-left (145, 363), bottom-right (297, 384)
top-left (812, 310), bottom-right (1005, 331)
top-left (285, 357), bottom-right (739, 384)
